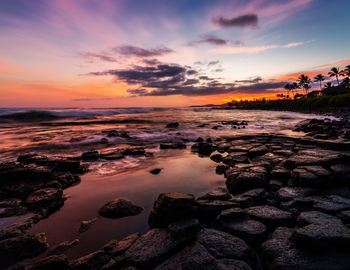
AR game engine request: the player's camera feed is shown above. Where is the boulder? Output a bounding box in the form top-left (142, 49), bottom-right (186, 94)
top-left (160, 143), bottom-right (186, 150)
top-left (27, 255), bottom-right (70, 270)
top-left (150, 168), bottom-right (162, 175)
top-left (197, 142), bottom-right (214, 156)
top-left (246, 205), bottom-right (294, 228)
top-left (166, 122), bottom-right (179, 128)
top-left (48, 239), bottom-right (80, 255)
top-left (81, 151), bottom-right (99, 161)
top-left (226, 171), bottom-right (266, 194)
top-left (149, 192), bottom-right (196, 228)
top-left (210, 154), bottom-right (223, 163)
top-left (102, 233), bottom-right (140, 256)
top-left (25, 188), bottom-right (64, 213)
top-left (79, 218), bottom-right (97, 233)
top-left (276, 187), bottom-right (315, 202)
top-left (99, 198), bottom-right (143, 219)
top-left (70, 250), bottom-right (109, 270)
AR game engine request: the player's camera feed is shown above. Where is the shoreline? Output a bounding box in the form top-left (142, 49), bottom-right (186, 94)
top-left (1, 116), bottom-right (350, 269)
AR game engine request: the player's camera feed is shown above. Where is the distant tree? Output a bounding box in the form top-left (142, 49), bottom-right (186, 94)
top-left (328, 67), bottom-right (343, 85)
top-left (324, 82), bottom-right (333, 89)
top-left (341, 77), bottom-right (350, 88)
top-left (342, 65), bottom-right (350, 77)
top-left (314, 74), bottom-right (326, 91)
top-left (297, 74), bottom-right (312, 94)
top-left (284, 84), bottom-right (292, 97)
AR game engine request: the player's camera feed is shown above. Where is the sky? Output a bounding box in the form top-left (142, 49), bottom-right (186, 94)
top-left (0, 0), bottom-right (349, 107)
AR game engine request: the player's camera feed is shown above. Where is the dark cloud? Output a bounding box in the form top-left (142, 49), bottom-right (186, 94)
top-left (79, 52), bottom-right (117, 63)
top-left (188, 35), bottom-right (228, 46)
top-left (208, 61), bottom-right (220, 66)
top-left (187, 69), bottom-right (198, 75)
top-left (214, 68), bottom-right (224, 72)
top-left (213, 14), bottom-right (258, 28)
top-left (235, 76), bottom-right (262, 83)
top-left (114, 45), bottom-right (173, 57)
top-left (142, 58), bottom-right (162, 65)
top-left (127, 88), bottom-right (148, 95)
top-left (231, 40), bottom-right (245, 46)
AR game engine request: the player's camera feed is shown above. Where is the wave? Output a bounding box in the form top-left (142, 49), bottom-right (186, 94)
top-left (0, 108), bottom-right (153, 122)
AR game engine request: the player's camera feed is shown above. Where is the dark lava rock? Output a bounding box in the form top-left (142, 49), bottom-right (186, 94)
top-left (297, 211), bottom-right (342, 227)
top-left (149, 192), bottom-right (196, 228)
top-left (0, 233), bottom-right (49, 268)
top-left (337, 210), bottom-right (350, 223)
top-left (81, 151), bottom-right (99, 161)
top-left (216, 164), bottom-right (229, 175)
top-left (198, 188), bottom-right (232, 201)
top-left (226, 171), bottom-right (266, 194)
top-left (27, 255), bottom-right (70, 270)
top-left (150, 168), bottom-right (162, 175)
top-left (123, 147), bottom-right (147, 156)
top-left (246, 205), bottom-right (294, 228)
top-left (197, 142), bottom-right (214, 156)
top-left (48, 239), bottom-right (80, 255)
top-left (98, 198), bottom-right (143, 218)
top-left (210, 154), bottom-right (223, 163)
top-left (102, 233), bottom-right (140, 256)
top-left (218, 208), bottom-right (268, 245)
top-left (195, 137), bottom-right (204, 142)
top-left (100, 150), bottom-right (124, 160)
top-left (79, 218), bottom-right (97, 233)
top-left (25, 188), bottom-right (64, 213)
top-left (291, 166), bottom-right (331, 188)
top-left (167, 219), bottom-right (201, 238)
top-left (70, 250), bottom-right (109, 270)
top-left (196, 199), bottom-right (238, 221)
top-left (160, 143), bottom-right (186, 150)
top-left (276, 187), bottom-right (315, 202)
top-left (270, 167), bottom-right (290, 181)
top-left (124, 228), bottom-right (194, 268)
top-left (248, 145), bottom-right (268, 158)
top-left (166, 122), bottom-right (179, 128)
top-left (260, 226), bottom-right (350, 270)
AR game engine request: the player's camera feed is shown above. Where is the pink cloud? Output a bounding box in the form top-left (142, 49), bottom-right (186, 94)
top-left (209, 45), bottom-right (277, 54)
top-left (283, 42), bottom-right (304, 48)
top-left (313, 59), bottom-right (350, 69)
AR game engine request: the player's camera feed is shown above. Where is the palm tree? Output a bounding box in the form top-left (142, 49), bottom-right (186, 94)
top-left (328, 67), bottom-right (343, 85)
top-left (341, 77), bottom-right (350, 88)
top-left (324, 82), bottom-right (333, 89)
top-left (284, 83), bottom-right (292, 97)
top-left (297, 74), bottom-right (312, 94)
top-left (314, 74), bottom-right (326, 91)
top-left (342, 65), bottom-right (350, 77)
top-left (290, 82), bottom-right (298, 96)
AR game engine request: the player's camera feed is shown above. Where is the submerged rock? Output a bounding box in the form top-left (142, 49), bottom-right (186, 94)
top-left (99, 198), bottom-right (143, 219)
top-left (150, 168), bottom-right (162, 175)
top-left (166, 122), bottom-right (179, 128)
top-left (48, 239), bottom-right (80, 255)
top-left (79, 218), bottom-right (97, 233)
top-left (25, 188), bottom-right (64, 213)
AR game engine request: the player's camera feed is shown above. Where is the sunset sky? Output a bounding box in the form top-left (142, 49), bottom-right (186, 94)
top-left (0, 0), bottom-right (349, 107)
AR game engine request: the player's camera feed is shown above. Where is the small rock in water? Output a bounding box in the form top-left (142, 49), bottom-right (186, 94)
top-left (150, 168), bottom-right (162, 175)
top-left (99, 198), bottom-right (143, 218)
top-left (166, 122), bottom-right (179, 128)
top-left (48, 239), bottom-right (80, 255)
top-left (79, 217), bottom-right (97, 233)
top-left (81, 151), bottom-right (99, 161)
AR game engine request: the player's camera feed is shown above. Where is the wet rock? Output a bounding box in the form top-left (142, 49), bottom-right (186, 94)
top-left (280, 197), bottom-right (314, 214)
top-left (276, 187), bottom-right (315, 202)
top-left (167, 219), bottom-right (201, 238)
top-left (270, 167), bottom-right (290, 181)
top-left (195, 137), bottom-right (204, 142)
top-left (150, 168), bottom-right (162, 175)
top-left (0, 233), bottom-right (49, 268)
top-left (210, 154), bottom-right (223, 163)
top-left (81, 151), bottom-right (99, 161)
top-left (71, 250), bottom-right (109, 270)
top-left (160, 143), bottom-right (186, 150)
top-left (100, 150), bottom-right (124, 160)
top-left (196, 199), bottom-right (238, 221)
top-left (124, 228), bottom-right (194, 268)
top-left (251, 152), bottom-right (285, 165)
top-left (198, 188), bottom-right (232, 201)
top-left (99, 198), bottom-right (143, 219)
top-left (268, 180), bottom-right (284, 192)
top-left (260, 226), bottom-right (350, 270)
top-left (25, 188), bottom-right (64, 213)
top-left (297, 211), bottom-right (341, 226)
top-left (197, 142), bottom-right (214, 156)
top-left (291, 166), bottom-right (331, 187)
top-left (311, 195), bottom-right (350, 214)
top-left (122, 147), bottom-right (147, 156)
top-left (166, 122), bottom-right (179, 128)
top-left (27, 255), bottom-right (71, 270)
top-left (48, 239), bottom-right (80, 255)
top-left (248, 145), bottom-right (268, 158)
top-left (226, 171), bottom-right (266, 194)
top-left (246, 205), bottom-right (294, 228)
top-left (331, 164), bottom-right (350, 183)
top-left (197, 228), bottom-right (255, 266)
top-left (79, 218), bottom-right (97, 233)
top-left (102, 233), bottom-right (139, 256)
top-left (218, 208), bottom-right (268, 245)
top-left (57, 173), bottom-right (81, 189)
top-left (149, 192), bottom-right (196, 228)
top-left (216, 164), bottom-right (229, 175)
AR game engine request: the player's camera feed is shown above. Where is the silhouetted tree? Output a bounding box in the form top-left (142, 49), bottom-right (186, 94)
top-left (324, 82), bottom-right (333, 89)
top-left (314, 74), bottom-right (326, 91)
top-left (343, 65), bottom-right (350, 77)
top-left (341, 77), bottom-right (350, 88)
top-left (297, 74), bottom-right (312, 94)
top-left (328, 67), bottom-right (343, 85)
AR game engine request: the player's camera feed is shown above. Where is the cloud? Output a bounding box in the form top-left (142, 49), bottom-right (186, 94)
top-left (127, 88), bottom-right (148, 95)
top-left (114, 45), bottom-right (173, 57)
top-left (208, 61), bottom-right (220, 66)
top-left (235, 76), bottom-right (262, 83)
top-left (79, 52), bottom-right (118, 63)
top-left (283, 42), bottom-right (304, 48)
top-left (213, 14), bottom-right (258, 28)
top-left (210, 45), bottom-right (277, 54)
top-left (188, 35), bottom-right (229, 46)
top-left (313, 59), bottom-right (350, 69)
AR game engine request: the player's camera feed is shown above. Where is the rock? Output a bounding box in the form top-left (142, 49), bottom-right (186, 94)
top-left (166, 122), bottom-right (179, 128)
top-left (81, 151), bottom-right (99, 161)
top-left (102, 233), bottom-right (139, 256)
top-left (248, 145), bottom-right (268, 158)
top-left (197, 142), bottom-right (214, 156)
top-left (149, 192), bottom-right (196, 228)
top-left (167, 219), bottom-right (201, 238)
top-left (122, 147), bottom-right (147, 156)
top-left (160, 143), bottom-right (186, 150)
top-left (270, 167), bottom-right (290, 181)
top-left (216, 259), bottom-right (252, 270)
top-left (79, 218), bottom-right (97, 233)
top-left (260, 226), bottom-right (350, 270)
top-left (195, 137), bottom-right (204, 142)
top-left (57, 173), bottom-right (81, 189)
top-left (150, 168), bottom-right (162, 175)
top-left (276, 187), bottom-right (315, 202)
top-left (100, 150), bottom-right (124, 160)
top-left (291, 166), bottom-right (331, 187)
top-left (25, 188), bottom-right (64, 213)
top-left (280, 198), bottom-right (314, 214)
top-left (48, 239), bottom-right (80, 255)
top-left (331, 164), bottom-right (350, 183)
top-left (246, 205), bottom-right (294, 228)
top-left (210, 154), bottom-right (223, 163)
top-left (311, 196), bottom-right (350, 214)
top-left (268, 179), bottom-right (284, 192)
top-left (197, 228), bottom-right (255, 267)
top-left (251, 152), bottom-right (285, 165)
top-left (27, 255), bottom-right (70, 270)
top-left (196, 199), bottom-right (238, 221)
top-left (216, 164), bottom-right (229, 175)
top-left (226, 171), bottom-right (266, 194)
top-left (99, 198), bottom-right (143, 219)
top-left (198, 188), bottom-right (232, 201)
top-left (124, 228), bottom-right (194, 268)
top-left (337, 210), bottom-right (350, 223)
top-left (71, 250), bottom-right (109, 270)
top-left (297, 211), bottom-right (342, 226)
top-left (218, 208), bottom-right (268, 245)
top-left (0, 233), bottom-right (49, 268)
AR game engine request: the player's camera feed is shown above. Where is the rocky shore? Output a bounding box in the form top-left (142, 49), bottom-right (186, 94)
top-left (1, 118), bottom-right (350, 269)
